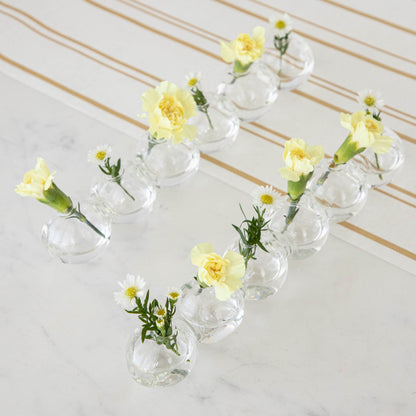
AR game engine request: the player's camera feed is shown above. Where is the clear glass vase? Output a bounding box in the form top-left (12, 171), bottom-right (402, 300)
top-left (126, 318), bottom-right (197, 387)
top-left (228, 234), bottom-right (288, 301)
top-left (90, 165), bottom-right (156, 223)
top-left (264, 33), bottom-right (314, 90)
top-left (41, 200), bottom-right (111, 263)
top-left (192, 92), bottom-right (240, 153)
top-left (270, 191), bottom-right (329, 260)
top-left (136, 133), bottom-right (200, 187)
top-left (217, 60), bottom-right (279, 122)
top-left (309, 159), bottom-right (369, 223)
top-left (178, 279), bottom-right (244, 344)
top-left (353, 127), bottom-right (405, 188)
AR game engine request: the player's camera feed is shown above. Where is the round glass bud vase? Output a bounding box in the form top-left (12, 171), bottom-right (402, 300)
top-left (270, 191), bottom-right (329, 260)
top-left (90, 165), bottom-right (156, 224)
top-left (217, 60), bottom-right (279, 122)
top-left (228, 235), bottom-right (288, 301)
top-left (309, 159), bottom-right (369, 223)
top-left (41, 200), bottom-right (111, 263)
top-left (353, 127), bottom-right (405, 188)
top-left (178, 279), bottom-right (244, 344)
top-left (192, 92), bottom-right (240, 153)
top-left (264, 33), bottom-right (314, 91)
top-left (126, 318), bottom-right (197, 387)
top-left (136, 133), bottom-right (200, 187)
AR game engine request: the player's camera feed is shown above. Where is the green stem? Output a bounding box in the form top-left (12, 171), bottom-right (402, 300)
top-left (282, 197), bottom-right (301, 234)
top-left (68, 204), bottom-right (106, 239)
top-left (116, 181), bottom-right (135, 201)
top-left (317, 161), bottom-right (336, 186)
top-left (205, 109), bottom-right (214, 129)
top-left (374, 152), bottom-right (383, 180)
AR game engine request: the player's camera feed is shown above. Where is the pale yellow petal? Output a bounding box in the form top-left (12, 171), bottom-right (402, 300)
top-left (182, 124), bottom-right (197, 141)
top-left (214, 284), bottom-right (232, 301)
top-left (190, 243), bottom-right (214, 266)
top-left (252, 26), bottom-right (265, 41)
top-left (340, 113), bottom-right (353, 131)
top-left (279, 167), bottom-right (300, 182)
top-left (35, 158), bottom-right (50, 180)
top-left (224, 251), bottom-right (246, 279)
top-left (352, 121), bottom-right (373, 148)
top-left (220, 41), bottom-right (235, 63)
top-left (370, 134), bottom-right (394, 154)
top-left (141, 88), bottom-right (160, 112)
top-left (225, 275), bottom-right (243, 292)
top-left (306, 145), bottom-right (325, 165)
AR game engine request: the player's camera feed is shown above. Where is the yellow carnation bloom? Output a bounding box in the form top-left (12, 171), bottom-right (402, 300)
top-left (279, 138), bottom-right (324, 182)
top-left (141, 81), bottom-right (197, 144)
top-left (15, 157), bottom-right (54, 199)
top-left (220, 26), bottom-right (265, 69)
top-left (340, 111), bottom-right (393, 154)
top-left (191, 243), bottom-right (245, 301)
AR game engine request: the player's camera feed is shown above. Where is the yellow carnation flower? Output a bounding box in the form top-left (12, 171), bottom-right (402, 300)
top-left (220, 26), bottom-right (265, 71)
top-left (15, 157), bottom-right (54, 199)
top-left (335, 111), bottom-right (393, 164)
top-left (279, 138), bottom-right (324, 182)
top-left (191, 243), bottom-right (246, 301)
top-left (141, 81), bottom-right (197, 144)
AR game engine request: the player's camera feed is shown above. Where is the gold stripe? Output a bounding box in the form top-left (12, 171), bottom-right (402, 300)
top-left (374, 188), bottom-right (416, 209)
top-left (247, 0), bottom-right (416, 65)
top-left (339, 222), bottom-right (416, 261)
top-left (0, 9), bottom-right (154, 88)
top-left (84, 0), bottom-right (222, 62)
top-left (211, 0), bottom-right (416, 81)
top-left (319, 0), bottom-right (416, 36)
top-left (1, 52), bottom-right (414, 260)
top-left (387, 183), bottom-right (416, 199)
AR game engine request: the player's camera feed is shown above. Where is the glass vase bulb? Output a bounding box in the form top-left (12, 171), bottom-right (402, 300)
top-left (41, 200), bottom-right (111, 263)
top-left (270, 192), bottom-right (330, 260)
top-left (136, 133), bottom-right (200, 187)
top-left (309, 159), bottom-right (369, 223)
top-left (217, 60), bottom-right (279, 122)
top-left (192, 92), bottom-right (240, 153)
top-left (90, 165), bottom-right (156, 223)
top-left (126, 318), bottom-right (197, 387)
top-left (178, 279), bottom-right (244, 344)
top-left (264, 33), bottom-right (315, 90)
top-left (353, 127), bottom-right (405, 188)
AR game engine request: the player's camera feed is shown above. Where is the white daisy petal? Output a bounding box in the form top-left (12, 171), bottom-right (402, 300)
top-left (269, 13), bottom-right (293, 37)
top-left (88, 144), bottom-right (112, 164)
top-left (357, 89), bottom-right (384, 114)
top-left (114, 274), bottom-right (146, 309)
top-left (251, 185), bottom-right (285, 212)
top-left (185, 71), bottom-right (202, 88)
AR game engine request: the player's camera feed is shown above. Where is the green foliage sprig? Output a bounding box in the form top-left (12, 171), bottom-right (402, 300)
top-left (98, 157), bottom-right (135, 201)
top-left (126, 290), bottom-right (179, 355)
top-left (232, 205), bottom-right (270, 267)
top-left (189, 85), bottom-right (214, 129)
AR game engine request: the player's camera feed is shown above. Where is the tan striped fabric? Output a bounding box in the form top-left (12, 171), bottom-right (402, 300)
top-left (1, 0), bottom-right (415, 272)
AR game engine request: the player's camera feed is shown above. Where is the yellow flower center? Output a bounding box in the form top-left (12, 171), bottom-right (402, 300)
top-left (169, 291), bottom-right (180, 300)
top-left (96, 151), bottom-right (107, 160)
top-left (364, 117), bottom-right (381, 134)
top-left (158, 95), bottom-right (185, 129)
top-left (124, 286), bottom-right (138, 299)
top-left (156, 308), bottom-right (166, 317)
top-left (236, 33), bottom-right (256, 53)
top-left (290, 147), bottom-right (310, 161)
top-left (260, 194), bottom-right (274, 205)
top-left (200, 254), bottom-right (229, 284)
top-left (275, 20), bottom-right (286, 29)
top-left (364, 96), bottom-right (376, 107)
top-left (187, 78), bottom-right (198, 87)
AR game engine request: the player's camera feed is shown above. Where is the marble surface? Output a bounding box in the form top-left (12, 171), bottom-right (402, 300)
top-left (2, 71), bottom-right (416, 415)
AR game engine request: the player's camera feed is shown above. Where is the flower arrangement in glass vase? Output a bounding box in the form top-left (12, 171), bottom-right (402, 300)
top-left (269, 139), bottom-right (329, 260)
top-left (230, 197), bottom-right (288, 300)
top-left (309, 110), bottom-right (394, 222)
top-left (15, 158), bottom-right (111, 263)
top-left (136, 81), bottom-right (200, 187)
top-left (353, 89), bottom-right (404, 187)
top-left (178, 243), bottom-right (246, 343)
top-left (115, 274), bottom-right (197, 387)
top-left (185, 72), bottom-right (239, 153)
top-left (217, 26), bottom-right (278, 121)
top-left (89, 145), bottom-right (155, 223)
top-left (264, 13), bottom-right (314, 90)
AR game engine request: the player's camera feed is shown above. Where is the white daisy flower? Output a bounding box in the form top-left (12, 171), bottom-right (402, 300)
top-left (252, 185), bottom-right (284, 211)
top-left (88, 144), bottom-right (112, 164)
top-left (167, 288), bottom-right (182, 301)
top-left (357, 89), bottom-right (384, 114)
top-left (156, 318), bottom-right (165, 329)
top-left (114, 274), bottom-right (146, 309)
top-left (269, 13), bottom-right (293, 38)
top-left (155, 306), bottom-right (167, 318)
top-left (185, 71), bottom-right (202, 88)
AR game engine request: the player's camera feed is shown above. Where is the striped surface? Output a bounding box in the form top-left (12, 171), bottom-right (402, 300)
top-left (1, 0), bottom-right (415, 273)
